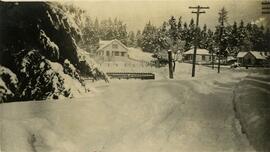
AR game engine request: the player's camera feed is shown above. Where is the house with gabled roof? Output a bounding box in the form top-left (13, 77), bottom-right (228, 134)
top-left (237, 51), bottom-right (267, 66)
top-left (183, 49), bottom-right (215, 64)
top-left (96, 39), bottom-right (129, 58)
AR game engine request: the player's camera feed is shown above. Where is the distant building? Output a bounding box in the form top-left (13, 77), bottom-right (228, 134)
top-left (96, 39), bottom-right (128, 58)
top-left (183, 49), bottom-right (215, 64)
top-left (237, 51), bottom-right (267, 66)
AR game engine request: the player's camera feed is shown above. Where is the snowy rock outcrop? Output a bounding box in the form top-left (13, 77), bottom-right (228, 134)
top-left (0, 2), bottom-right (107, 102)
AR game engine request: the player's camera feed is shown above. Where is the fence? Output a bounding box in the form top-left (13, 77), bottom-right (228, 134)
top-left (97, 61), bottom-right (158, 73)
top-left (107, 72), bottom-right (155, 80)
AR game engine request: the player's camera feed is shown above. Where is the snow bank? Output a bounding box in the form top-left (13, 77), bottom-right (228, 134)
top-left (233, 70), bottom-right (270, 151)
top-left (0, 69), bottom-right (254, 152)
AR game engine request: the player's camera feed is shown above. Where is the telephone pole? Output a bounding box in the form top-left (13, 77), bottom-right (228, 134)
top-left (168, 49), bottom-right (174, 79)
top-left (217, 7), bottom-right (227, 74)
top-left (217, 20), bottom-right (224, 74)
top-left (189, 5), bottom-right (209, 77)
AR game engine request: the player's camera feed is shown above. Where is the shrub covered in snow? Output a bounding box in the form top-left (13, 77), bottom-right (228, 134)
top-left (63, 59), bottom-right (83, 83)
top-left (14, 49), bottom-right (72, 100)
top-left (0, 66), bottom-right (18, 102)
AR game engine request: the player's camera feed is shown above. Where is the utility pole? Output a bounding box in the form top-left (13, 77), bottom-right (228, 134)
top-left (189, 5), bottom-right (209, 77)
top-left (218, 21), bottom-right (224, 74)
top-left (217, 7), bottom-right (227, 74)
top-left (168, 49), bottom-right (174, 79)
top-left (262, 1), bottom-right (270, 14)
top-left (211, 49), bottom-right (214, 69)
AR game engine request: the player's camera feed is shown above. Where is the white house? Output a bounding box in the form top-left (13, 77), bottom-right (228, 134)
top-left (96, 39), bottom-right (128, 58)
top-left (183, 49), bottom-right (215, 64)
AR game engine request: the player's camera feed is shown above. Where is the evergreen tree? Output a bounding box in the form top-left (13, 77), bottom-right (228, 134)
top-left (253, 25), bottom-right (265, 51)
top-left (141, 21), bottom-right (158, 53)
top-left (225, 22), bottom-right (239, 56)
top-left (199, 24), bottom-right (208, 49)
top-left (238, 20), bottom-right (248, 51)
top-left (136, 30), bottom-right (142, 48)
top-left (82, 17), bottom-right (99, 52)
top-left (156, 21), bottom-right (170, 52)
top-left (177, 17), bottom-right (183, 40)
top-left (189, 18), bottom-right (196, 44)
top-left (127, 31), bottom-right (136, 47)
top-left (168, 16), bottom-right (178, 44)
top-left (182, 22), bottom-right (191, 50)
top-left (98, 18), bottom-right (128, 45)
top-left (206, 29), bottom-right (214, 53)
top-left (216, 7), bottom-right (228, 73)
top-left (243, 22), bottom-right (254, 51)
top-left (216, 7), bottom-right (229, 58)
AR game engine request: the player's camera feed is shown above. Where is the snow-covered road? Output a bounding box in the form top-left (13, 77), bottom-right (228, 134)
top-left (1, 70), bottom-right (256, 152)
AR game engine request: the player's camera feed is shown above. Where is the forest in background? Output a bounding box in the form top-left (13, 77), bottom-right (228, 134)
top-left (80, 6), bottom-right (270, 59)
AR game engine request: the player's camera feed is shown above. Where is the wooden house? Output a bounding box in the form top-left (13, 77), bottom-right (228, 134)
top-left (237, 51), bottom-right (267, 66)
top-left (183, 49), bottom-right (215, 64)
top-left (96, 39), bottom-right (128, 58)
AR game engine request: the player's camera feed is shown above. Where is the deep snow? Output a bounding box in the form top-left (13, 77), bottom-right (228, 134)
top-left (1, 63), bottom-right (266, 152)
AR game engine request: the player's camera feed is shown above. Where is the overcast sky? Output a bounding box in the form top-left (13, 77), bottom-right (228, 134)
top-left (71, 0), bottom-right (268, 31)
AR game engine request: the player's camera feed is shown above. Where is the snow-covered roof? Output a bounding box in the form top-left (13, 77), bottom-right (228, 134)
top-left (97, 39), bottom-right (128, 52)
top-left (236, 52), bottom-right (248, 58)
top-left (183, 49), bottom-right (210, 55)
top-left (237, 51), bottom-right (266, 60)
top-left (249, 51), bottom-right (266, 60)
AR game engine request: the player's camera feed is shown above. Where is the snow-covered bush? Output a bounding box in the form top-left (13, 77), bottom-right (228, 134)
top-left (0, 66), bottom-right (18, 102)
top-left (0, 2), bottom-right (107, 101)
top-left (13, 49), bottom-right (89, 101)
top-left (15, 49), bottom-right (71, 100)
top-left (63, 59), bottom-right (83, 83)
top-left (0, 2), bottom-right (107, 102)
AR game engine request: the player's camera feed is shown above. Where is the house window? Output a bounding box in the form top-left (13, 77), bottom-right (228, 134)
top-left (106, 51), bottom-right (110, 56)
top-left (112, 44), bottom-right (118, 49)
top-left (202, 55), bottom-right (205, 61)
top-left (115, 51), bottom-right (119, 56)
top-left (121, 52), bottom-right (125, 56)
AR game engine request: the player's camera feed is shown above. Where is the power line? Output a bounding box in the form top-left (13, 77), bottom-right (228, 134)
top-left (188, 5), bottom-right (209, 77)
